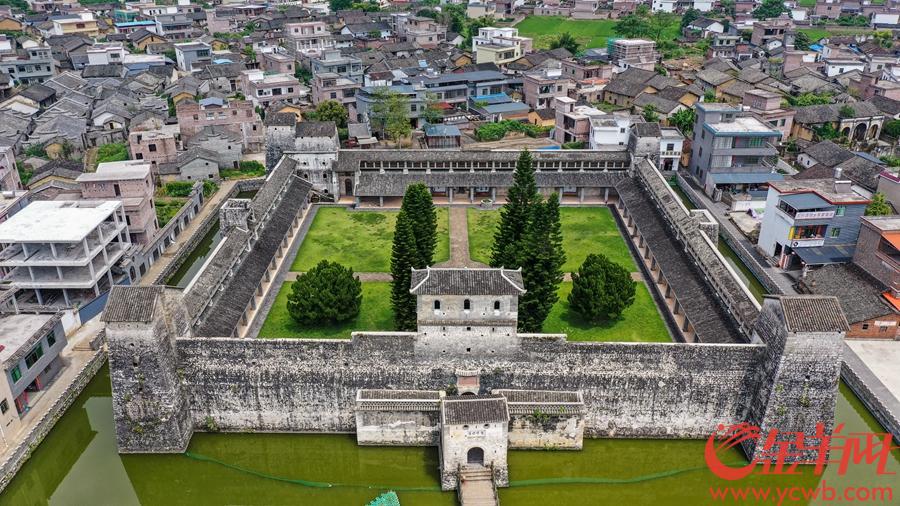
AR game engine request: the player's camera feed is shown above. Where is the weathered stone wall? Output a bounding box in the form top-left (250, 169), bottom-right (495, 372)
top-left (355, 410), bottom-right (440, 446)
top-left (176, 334), bottom-right (764, 439)
top-left (507, 414), bottom-right (584, 450)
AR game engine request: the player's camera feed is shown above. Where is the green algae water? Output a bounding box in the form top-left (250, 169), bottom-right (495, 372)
top-left (165, 190), bottom-right (258, 288)
top-left (2, 366), bottom-right (898, 505)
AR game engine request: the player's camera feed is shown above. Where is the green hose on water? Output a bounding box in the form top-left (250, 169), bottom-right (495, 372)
top-left (183, 451), bottom-right (707, 493)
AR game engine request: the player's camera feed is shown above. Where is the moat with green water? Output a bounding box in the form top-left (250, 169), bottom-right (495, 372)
top-left (2, 365), bottom-right (897, 505)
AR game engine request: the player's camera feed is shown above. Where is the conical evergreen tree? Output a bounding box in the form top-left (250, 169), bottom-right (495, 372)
top-left (516, 197), bottom-right (565, 332)
top-left (569, 253), bottom-right (636, 323)
top-left (390, 210), bottom-right (419, 330)
top-left (400, 183), bottom-right (437, 267)
top-left (544, 192), bottom-right (566, 275)
top-left (490, 149), bottom-right (540, 268)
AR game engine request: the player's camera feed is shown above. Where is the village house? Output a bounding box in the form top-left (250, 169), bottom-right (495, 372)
top-left (758, 178), bottom-right (870, 270)
top-left (240, 69), bottom-right (306, 108)
top-left (176, 97), bottom-right (263, 151)
top-left (77, 160), bottom-right (158, 246)
top-left (791, 102), bottom-right (884, 143)
top-left (472, 27), bottom-right (532, 65)
top-left (522, 67), bottom-right (573, 110)
top-left (554, 96), bottom-right (603, 145)
top-left (284, 21), bottom-right (334, 59)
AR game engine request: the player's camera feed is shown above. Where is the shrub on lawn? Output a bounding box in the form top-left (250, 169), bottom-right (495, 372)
top-left (164, 181), bottom-right (194, 197)
top-left (288, 260), bottom-right (362, 325)
top-left (568, 253), bottom-right (636, 323)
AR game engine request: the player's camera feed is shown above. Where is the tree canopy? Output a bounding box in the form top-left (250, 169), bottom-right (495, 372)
top-left (568, 253), bottom-right (636, 323)
top-left (517, 193), bottom-right (565, 333)
top-left (491, 150), bottom-right (540, 269)
top-left (287, 260), bottom-right (362, 325)
top-left (752, 0), bottom-right (787, 20)
top-left (550, 32), bottom-right (579, 55)
top-left (390, 210), bottom-right (419, 331)
top-left (865, 193), bottom-right (892, 217)
top-left (308, 99), bottom-right (348, 128)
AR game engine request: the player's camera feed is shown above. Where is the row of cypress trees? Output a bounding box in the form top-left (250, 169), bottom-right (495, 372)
top-left (490, 150), bottom-right (566, 333)
top-left (390, 183), bottom-right (437, 331)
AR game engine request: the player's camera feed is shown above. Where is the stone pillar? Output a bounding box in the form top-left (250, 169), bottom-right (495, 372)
top-left (491, 187), bottom-right (496, 201)
top-left (379, 196), bottom-right (384, 207)
top-left (604, 188), bottom-right (609, 202)
top-left (579, 187), bottom-right (584, 203)
top-left (448, 188), bottom-right (453, 204)
top-left (104, 286), bottom-right (194, 453)
top-left (469, 187), bottom-right (474, 203)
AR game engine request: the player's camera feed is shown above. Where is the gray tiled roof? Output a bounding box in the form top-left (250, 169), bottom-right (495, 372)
top-left (354, 171), bottom-right (626, 197)
top-left (777, 295), bottom-right (851, 333)
top-left (442, 395), bottom-right (509, 425)
top-left (802, 140), bottom-right (854, 168)
top-left (296, 120), bottom-right (337, 138)
top-left (359, 390), bottom-right (441, 400)
top-left (794, 102), bottom-right (883, 125)
top-left (102, 285), bottom-right (163, 323)
top-left (797, 264), bottom-right (894, 325)
top-left (410, 267), bottom-right (525, 295)
top-left (616, 170), bottom-right (746, 343)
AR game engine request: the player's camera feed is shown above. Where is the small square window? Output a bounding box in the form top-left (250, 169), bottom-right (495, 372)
top-left (10, 366), bottom-right (21, 383)
top-left (0, 399), bottom-right (7, 414)
top-left (47, 332), bottom-right (56, 347)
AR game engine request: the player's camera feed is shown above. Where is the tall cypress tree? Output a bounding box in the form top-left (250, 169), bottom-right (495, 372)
top-left (390, 210), bottom-right (419, 330)
top-left (490, 149), bottom-right (539, 268)
top-left (517, 195), bottom-right (565, 333)
top-left (401, 183), bottom-right (437, 267)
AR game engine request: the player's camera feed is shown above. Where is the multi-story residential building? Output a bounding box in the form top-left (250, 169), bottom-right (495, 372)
top-left (310, 50), bottom-right (363, 83)
top-left (657, 126), bottom-right (685, 172)
top-left (393, 14), bottom-right (446, 48)
top-left (51, 12), bottom-right (100, 38)
top-left (608, 39), bottom-right (659, 71)
top-left (356, 84), bottom-right (426, 127)
top-left (0, 200), bottom-right (130, 306)
top-left (467, 1), bottom-right (496, 18)
top-left (0, 40), bottom-right (55, 85)
top-left (554, 96), bottom-right (603, 144)
top-left (689, 103), bottom-right (782, 199)
top-left (815, 0), bottom-right (842, 19)
top-left (708, 33), bottom-right (740, 59)
top-left (560, 58), bottom-right (612, 81)
top-left (152, 14), bottom-right (194, 41)
top-left (174, 41), bottom-right (211, 72)
top-left (589, 114), bottom-right (635, 150)
top-left (849, 73), bottom-right (900, 101)
top-left (523, 67), bottom-right (574, 110)
top-left (86, 42), bottom-right (126, 66)
top-left (0, 310), bottom-right (67, 426)
top-left (176, 97), bottom-right (264, 151)
top-left (312, 72), bottom-right (360, 117)
top-left (743, 89), bottom-right (795, 141)
top-left (240, 70), bottom-right (305, 108)
top-left (750, 19), bottom-right (794, 48)
top-left (472, 27), bottom-right (533, 65)
top-left (405, 69), bottom-right (514, 109)
top-left (261, 52), bottom-right (295, 75)
top-left (77, 161), bottom-right (158, 245)
top-left (758, 178), bottom-right (870, 269)
top-left (128, 125), bottom-right (180, 169)
top-left (284, 21), bottom-right (334, 58)
top-left (855, 216), bottom-right (900, 296)
top-left (651, 0), bottom-right (677, 12)
top-left (26, 0), bottom-right (78, 12)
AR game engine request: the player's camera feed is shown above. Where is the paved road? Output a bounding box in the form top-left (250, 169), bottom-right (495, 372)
top-left (679, 175), bottom-right (797, 295)
top-left (140, 179), bottom-right (239, 285)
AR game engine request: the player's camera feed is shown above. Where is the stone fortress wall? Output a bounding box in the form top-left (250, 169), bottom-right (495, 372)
top-left (102, 151), bottom-right (848, 468)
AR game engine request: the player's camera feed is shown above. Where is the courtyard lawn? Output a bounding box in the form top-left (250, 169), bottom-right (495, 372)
top-left (544, 282), bottom-right (671, 342)
top-left (258, 281), bottom-right (394, 338)
top-left (516, 16), bottom-right (617, 50)
top-left (291, 207), bottom-right (449, 272)
top-left (467, 207), bottom-right (637, 272)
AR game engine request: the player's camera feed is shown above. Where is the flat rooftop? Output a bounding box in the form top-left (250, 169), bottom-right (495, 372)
top-left (706, 116), bottom-right (780, 135)
top-left (770, 179), bottom-right (870, 204)
top-left (0, 200), bottom-right (121, 243)
top-left (79, 161), bottom-right (151, 181)
top-left (0, 313), bottom-right (56, 364)
top-left (862, 215), bottom-right (900, 232)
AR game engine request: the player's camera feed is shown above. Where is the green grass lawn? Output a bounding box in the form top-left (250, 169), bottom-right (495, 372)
top-left (258, 282), bottom-right (394, 338)
top-left (543, 282), bottom-right (671, 342)
top-left (516, 16), bottom-right (617, 50)
top-left (797, 0), bottom-right (815, 6)
top-left (291, 207), bottom-right (449, 272)
top-left (467, 207), bottom-right (637, 272)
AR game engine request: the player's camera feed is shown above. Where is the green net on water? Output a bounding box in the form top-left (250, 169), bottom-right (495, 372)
top-left (183, 451), bottom-right (707, 493)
